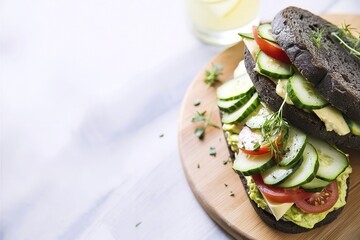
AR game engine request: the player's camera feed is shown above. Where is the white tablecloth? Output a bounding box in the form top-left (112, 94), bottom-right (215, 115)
top-left (1, 0), bottom-right (359, 239)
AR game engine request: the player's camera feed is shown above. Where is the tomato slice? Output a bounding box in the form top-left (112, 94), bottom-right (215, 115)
top-left (238, 126), bottom-right (269, 155)
top-left (252, 26), bottom-right (291, 63)
top-left (252, 174), bottom-right (312, 203)
top-left (295, 181), bottom-right (339, 214)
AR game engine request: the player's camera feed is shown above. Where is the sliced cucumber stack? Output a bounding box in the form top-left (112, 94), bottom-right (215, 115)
top-left (216, 74), bottom-right (255, 101)
top-left (261, 157), bottom-right (303, 185)
top-left (278, 127), bottom-right (307, 167)
top-left (217, 94), bottom-right (252, 113)
top-left (233, 151), bottom-right (276, 176)
top-left (221, 93), bottom-right (260, 124)
top-left (257, 23), bottom-right (277, 43)
top-left (287, 73), bottom-right (328, 109)
top-left (307, 137), bottom-right (349, 182)
top-left (278, 143), bottom-right (319, 188)
top-left (256, 51), bottom-right (294, 79)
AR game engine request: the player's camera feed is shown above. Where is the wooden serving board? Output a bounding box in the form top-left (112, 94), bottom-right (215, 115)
top-left (178, 15), bottom-right (360, 240)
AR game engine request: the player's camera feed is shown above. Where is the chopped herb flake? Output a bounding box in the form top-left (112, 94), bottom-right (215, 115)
top-left (194, 127), bottom-right (205, 139)
top-left (193, 99), bottom-right (201, 106)
top-left (224, 183), bottom-right (228, 187)
top-left (209, 147), bottom-right (216, 156)
top-left (159, 133), bottom-right (164, 138)
top-left (229, 191), bottom-right (235, 197)
top-left (135, 222), bottom-right (142, 228)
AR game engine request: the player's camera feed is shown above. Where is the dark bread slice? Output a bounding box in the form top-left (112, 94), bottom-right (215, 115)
top-left (271, 6), bottom-right (360, 123)
top-left (244, 46), bottom-right (360, 150)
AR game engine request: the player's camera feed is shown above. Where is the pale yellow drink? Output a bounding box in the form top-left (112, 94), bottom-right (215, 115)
top-left (186, 0), bottom-right (260, 45)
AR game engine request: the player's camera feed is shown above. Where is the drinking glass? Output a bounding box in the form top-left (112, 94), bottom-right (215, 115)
top-left (185, 0), bottom-right (260, 46)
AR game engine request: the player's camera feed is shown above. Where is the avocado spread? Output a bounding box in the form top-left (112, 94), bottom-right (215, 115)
top-left (246, 166), bottom-right (352, 229)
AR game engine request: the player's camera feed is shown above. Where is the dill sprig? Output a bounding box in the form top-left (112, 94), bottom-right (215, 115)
top-left (191, 110), bottom-right (219, 139)
top-left (310, 29), bottom-right (325, 49)
top-left (204, 63), bottom-right (223, 87)
top-left (331, 22), bottom-right (360, 59)
top-left (261, 96), bottom-right (289, 160)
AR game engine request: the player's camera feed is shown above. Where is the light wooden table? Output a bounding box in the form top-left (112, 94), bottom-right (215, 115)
top-left (1, 0), bottom-right (359, 239)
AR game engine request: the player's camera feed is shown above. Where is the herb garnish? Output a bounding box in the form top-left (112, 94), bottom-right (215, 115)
top-left (261, 95), bottom-right (289, 160)
top-left (204, 63), bottom-right (223, 87)
top-left (135, 222), bottom-right (142, 228)
top-left (191, 111), bottom-right (219, 139)
top-left (310, 28), bottom-right (325, 49)
top-left (331, 23), bottom-right (360, 59)
top-left (209, 146), bottom-right (216, 156)
top-left (193, 99), bottom-right (201, 106)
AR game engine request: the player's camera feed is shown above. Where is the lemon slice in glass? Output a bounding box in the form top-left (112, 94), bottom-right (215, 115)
top-left (202, 0), bottom-right (241, 18)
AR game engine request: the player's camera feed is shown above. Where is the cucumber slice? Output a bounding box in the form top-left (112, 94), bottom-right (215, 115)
top-left (245, 115), bottom-right (268, 129)
top-left (258, 23), bottom-right (276, 43)
top-left (217, 94), bottom-right (252, 113)
top-left (346, 118), bottom-right (360, 136)
top-left (216, 74), bottom-right (255, 101)
top-left (261, 157), bottom-right (303, 185)
top-left (278, 127), bottom-right (307, 167)
top-left (221, 93), bottom-right (260, 124)
top-left (256, 51), bottom-right (294, 79)
top-left (233, 151), bottom-right (276, 176)
top-left (278, 143), bottom-right (319, 188)
top-left (287, 73), bottom-right (328, 109)
top-left (238, 32), bottom-right (254, 40)
top-left (301, 177), bottom-right (331, 192)
top-left (245, 106), bottom-right (271, 129)
top-left (307, 137), bottom-right (349, 182)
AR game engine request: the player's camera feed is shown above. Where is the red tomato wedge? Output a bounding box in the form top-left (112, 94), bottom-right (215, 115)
top-left (253, 26), bottom-right (291, 63)
top-left (252, 174), bottom-right (312, 203)
top-left (295, 181), bottom-right (339, 214)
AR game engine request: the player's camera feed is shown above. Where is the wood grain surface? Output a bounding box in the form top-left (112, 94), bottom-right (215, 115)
top-left (178, 15), bottom-right (360, 240)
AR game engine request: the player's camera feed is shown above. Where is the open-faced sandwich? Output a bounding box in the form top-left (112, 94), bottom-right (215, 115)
top-left (216, 6), bottom-right (359, 233)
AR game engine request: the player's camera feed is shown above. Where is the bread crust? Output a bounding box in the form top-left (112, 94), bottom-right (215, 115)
top-left (243, 46), bottom-right (360, 150)
top-left (271, 6), bottom-right (360, 123)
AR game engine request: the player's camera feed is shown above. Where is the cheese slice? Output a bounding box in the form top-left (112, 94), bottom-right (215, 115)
top-left (243, 38), bottom-right (260, 59)
top-left (233, 60), bottom-right (247, 78)
top-left (260, 192), bottom-right (294, 221)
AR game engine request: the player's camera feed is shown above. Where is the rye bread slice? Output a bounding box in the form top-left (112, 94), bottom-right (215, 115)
top-left (271, 6), bottom-right (360, 123)
top-left (244, 46), bottom-right (360, 150)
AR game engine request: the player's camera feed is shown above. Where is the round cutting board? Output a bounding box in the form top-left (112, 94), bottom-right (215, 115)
top-left (178, 15), bottom-right (360, 240)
